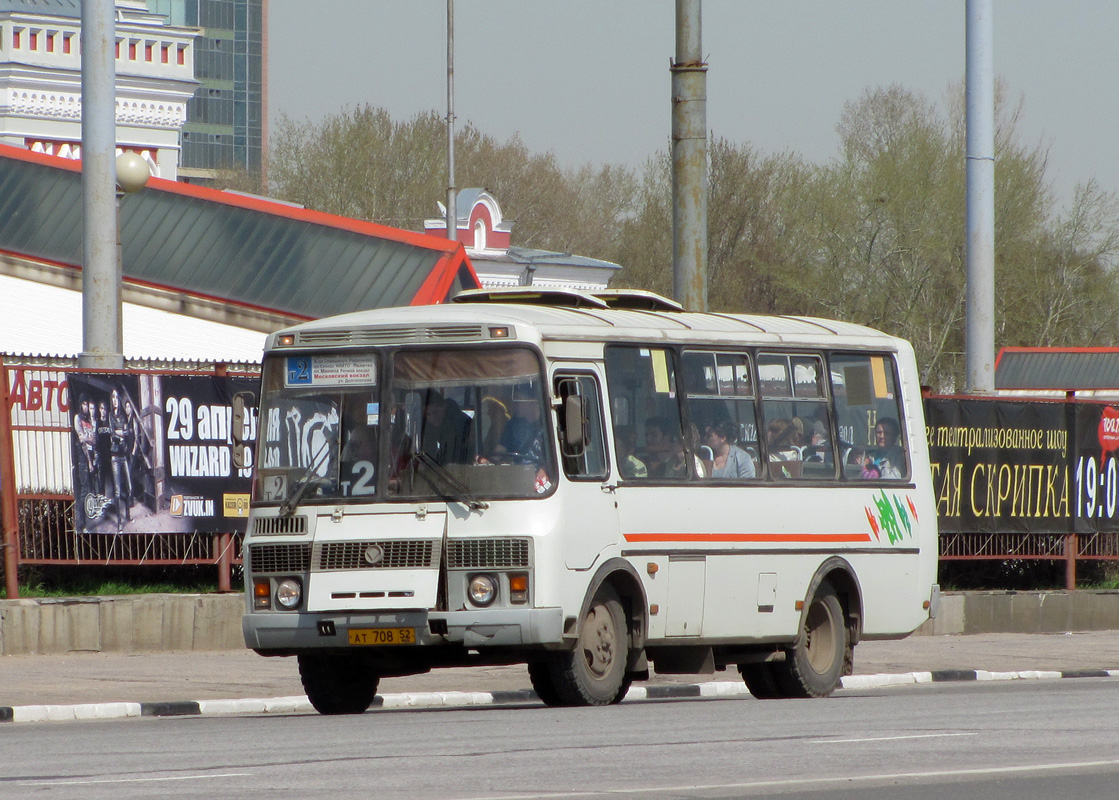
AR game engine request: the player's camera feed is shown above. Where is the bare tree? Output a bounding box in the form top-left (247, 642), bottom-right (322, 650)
top-left (256, 95), bottom-right (1119, 392)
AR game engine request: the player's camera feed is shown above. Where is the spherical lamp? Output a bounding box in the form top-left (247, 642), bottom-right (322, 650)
top-left (115, 152), bottom-right (150, 193)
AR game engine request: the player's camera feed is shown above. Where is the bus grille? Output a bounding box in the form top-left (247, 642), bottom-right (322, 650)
top-left (249, 543), bottom-right (311, 574)
top-left (316, 540), bottom-right (439, 571)
top-left (297, 325), bottom-right (485, 346)
top-left (252, 516), bottom-right (308, 536)
top-left (447, 538), bottom-right (531, 569)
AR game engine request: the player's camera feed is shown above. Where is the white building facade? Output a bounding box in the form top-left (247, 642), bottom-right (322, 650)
top-left (0, 0), bottom-right (197, 179)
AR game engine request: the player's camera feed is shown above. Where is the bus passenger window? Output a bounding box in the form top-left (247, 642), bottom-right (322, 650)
top-left (604, 346), bottom-right (694, 480)
top-left (830, 353), bottom-right (908, 481)
top-left (758, 353), bottom-right (836, 480)
top-left (682, 351), bottom-right (759, 481)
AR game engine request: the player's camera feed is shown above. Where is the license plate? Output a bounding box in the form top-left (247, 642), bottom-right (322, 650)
top-left (348, 627), bottom-right (416, 646)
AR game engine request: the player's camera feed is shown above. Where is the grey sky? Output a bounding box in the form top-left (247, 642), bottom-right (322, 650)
top-left (268, 1), bottom-right (1119, 205)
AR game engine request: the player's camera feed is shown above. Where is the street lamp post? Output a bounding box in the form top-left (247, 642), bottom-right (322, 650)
top-left (81, 152), bottom-right (149, 370)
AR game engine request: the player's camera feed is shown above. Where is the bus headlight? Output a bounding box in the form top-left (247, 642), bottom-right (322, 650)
top-left (275, 578), bottom-right (303, 609)
top-left (468, 574), bottom-right (497, 607)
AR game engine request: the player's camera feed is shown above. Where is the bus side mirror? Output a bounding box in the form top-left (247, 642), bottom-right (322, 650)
top-left (231, 391), bottom-right (256, 469)
top-left (562, 393), bottom-right (587, 456)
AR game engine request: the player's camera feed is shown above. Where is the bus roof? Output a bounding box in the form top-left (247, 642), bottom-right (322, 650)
top-left (269, 288), bottom-right (905, 352)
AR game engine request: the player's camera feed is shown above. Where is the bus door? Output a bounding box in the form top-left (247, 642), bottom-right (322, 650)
top-left (554, 369), bottom-right (618, 570)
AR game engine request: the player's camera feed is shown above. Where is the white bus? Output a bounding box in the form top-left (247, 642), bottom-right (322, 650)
top-left (235, 288), bottom-right (939, 714)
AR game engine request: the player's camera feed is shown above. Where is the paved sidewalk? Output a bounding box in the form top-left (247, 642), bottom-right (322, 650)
top-left (2, 631), bottom-right (1119, 714)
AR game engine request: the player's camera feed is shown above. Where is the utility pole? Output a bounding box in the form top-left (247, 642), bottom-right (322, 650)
top-left (79, 0), bottom-right (122, 369)
top-left (445, 0), bottom-right (457, 243)
top-left (671, 0), bottom-right (708, 311)
top-left (965, 0), bottom-right (995, 393)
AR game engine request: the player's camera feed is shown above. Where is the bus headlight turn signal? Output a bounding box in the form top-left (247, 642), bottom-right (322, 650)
top-left (509, 573), bottom-right (529, 604)
top-left (276, 578), bottom-right (303, 610)
top-left (468, 574), bottom-right (497, 607)
top-left (253, 578), bottom-right (271, 610)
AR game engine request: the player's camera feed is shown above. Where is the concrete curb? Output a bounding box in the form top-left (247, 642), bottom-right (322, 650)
top-left (3, 668), bottom-right (1118, 724)
top-left (6, 591), bottom-right (1119, 655)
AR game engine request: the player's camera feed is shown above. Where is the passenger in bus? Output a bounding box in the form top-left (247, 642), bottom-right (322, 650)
top-left (613, 426), bottom-right (648, 479)
top-left (790, 416), bottom-right (807, 448)
top-left (479, 396), bottom-right (510, 458)
top-left (704, 420), bottom-right (756, 479)
top-left (871, 417), bottom-right (904, 478)
top-left (765, 418), bottom-right (802, 461)
top-left (803, 415), bottom-right (831, 463)
top-left (662, 421), bottom-right (707, 478)
top-left (810, 418), bottom-right (829, 447)
top-left (485, 389), bottom-right (552, 492)
top-left (640, 416), bottom-right (677, 476)
top-left (340, 418), bottom-right (380, 463)
top-left (419, 390), bottom-right (471, 465)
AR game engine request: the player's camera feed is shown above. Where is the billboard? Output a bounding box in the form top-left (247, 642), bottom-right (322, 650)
top-left (926, 398), bottom-right (1119, 535)
top-left (67, 372), bottom-right (257, 534)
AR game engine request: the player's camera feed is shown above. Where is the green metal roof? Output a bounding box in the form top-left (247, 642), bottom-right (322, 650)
top-left (996, 348), bottom-right (1119, 391)
top-left (0, 145), bottom-right (478, 322)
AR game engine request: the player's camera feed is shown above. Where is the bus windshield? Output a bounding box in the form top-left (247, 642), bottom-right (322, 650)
top-left (255, 352), bottom-right (382, 509)
top-left (387, 347), bottom-right (555, 501)
top-left (254, 346), bottom-right (555, 509)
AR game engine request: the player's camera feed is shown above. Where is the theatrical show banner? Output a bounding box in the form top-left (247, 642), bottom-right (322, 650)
top-left (926, 398), bottom-right (1119, 535)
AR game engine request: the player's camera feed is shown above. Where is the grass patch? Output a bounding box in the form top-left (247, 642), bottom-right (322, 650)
top-left (1, 565), bottom-right (231, 599)
top-left (10, 580), bottom-right (219, 599)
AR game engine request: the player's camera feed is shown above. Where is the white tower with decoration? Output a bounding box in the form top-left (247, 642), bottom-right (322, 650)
top-left (0, 0), bottom-right (197, 179)
top-left (424, 189), bottom-right (622, 291)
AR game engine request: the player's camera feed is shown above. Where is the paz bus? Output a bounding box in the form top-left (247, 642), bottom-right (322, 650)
top-left (233, 287), bottom-right (939, 714)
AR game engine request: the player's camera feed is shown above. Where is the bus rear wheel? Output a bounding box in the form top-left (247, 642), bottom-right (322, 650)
top-left (530, 585), bottom-right (629, 706)
top-left (774, 582), bottom-right (847, 698)
top-left (298, 652), bottom-right (380, 715)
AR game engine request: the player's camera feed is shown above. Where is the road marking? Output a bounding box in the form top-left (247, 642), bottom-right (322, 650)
top-left (19, 772), bottom-right (252, 787)
top-left (459, 757), bottom-right (1119, 799)
top-left (813, 731), bottom-right (978, 744)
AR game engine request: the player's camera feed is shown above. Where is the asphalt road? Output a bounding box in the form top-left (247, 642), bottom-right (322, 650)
top-left (2, 677), bottom-right (1118, 800)
top-left (6, 631), bottom-right (1119, 708)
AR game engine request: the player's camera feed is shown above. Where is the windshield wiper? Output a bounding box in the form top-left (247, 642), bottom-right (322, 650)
top-left (280, 437), bottom-right (335, 517)
top-left (414, 451), bottom-right (489, 512)
top-left (279, 467), bottom-right (330, 517)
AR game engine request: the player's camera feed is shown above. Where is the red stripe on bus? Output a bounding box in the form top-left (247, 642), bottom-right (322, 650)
top-left (622, 533), bottom-right (874, 543)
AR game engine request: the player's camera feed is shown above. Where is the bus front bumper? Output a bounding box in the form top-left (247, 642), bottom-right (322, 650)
top-left (244, 606), bottom-right (564, 652)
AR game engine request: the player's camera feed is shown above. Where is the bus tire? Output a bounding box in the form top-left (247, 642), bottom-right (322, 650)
top-left (536, 585), bottom-right (629, 706)
top-left (775, 582), bottom-right (847, 698)
top-left (298, 652), bottom-right (379, 715)
top-left (738, 662), bottom-right (783, 699)
top-left (527, 661), bottom-right (564, 706)
top-left (610, 673), bottom-right (634, 705)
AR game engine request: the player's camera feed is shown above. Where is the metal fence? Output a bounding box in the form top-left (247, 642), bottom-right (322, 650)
top-left (2, 356), bottom-right (258, 597)
top-left (940, 531), bottom-right (1119, 589)
top-left (6, 359), bottom-right (1119, 595)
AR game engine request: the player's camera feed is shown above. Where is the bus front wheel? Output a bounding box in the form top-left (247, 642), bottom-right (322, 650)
top-left (298, 652), bottom-right (380, 715)
top-left (530, 585), bottom-right (629, 706)
top-left (738, 661), bottom-right (783, 699)
top-left (774, 581), bottom-right (847, 698)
